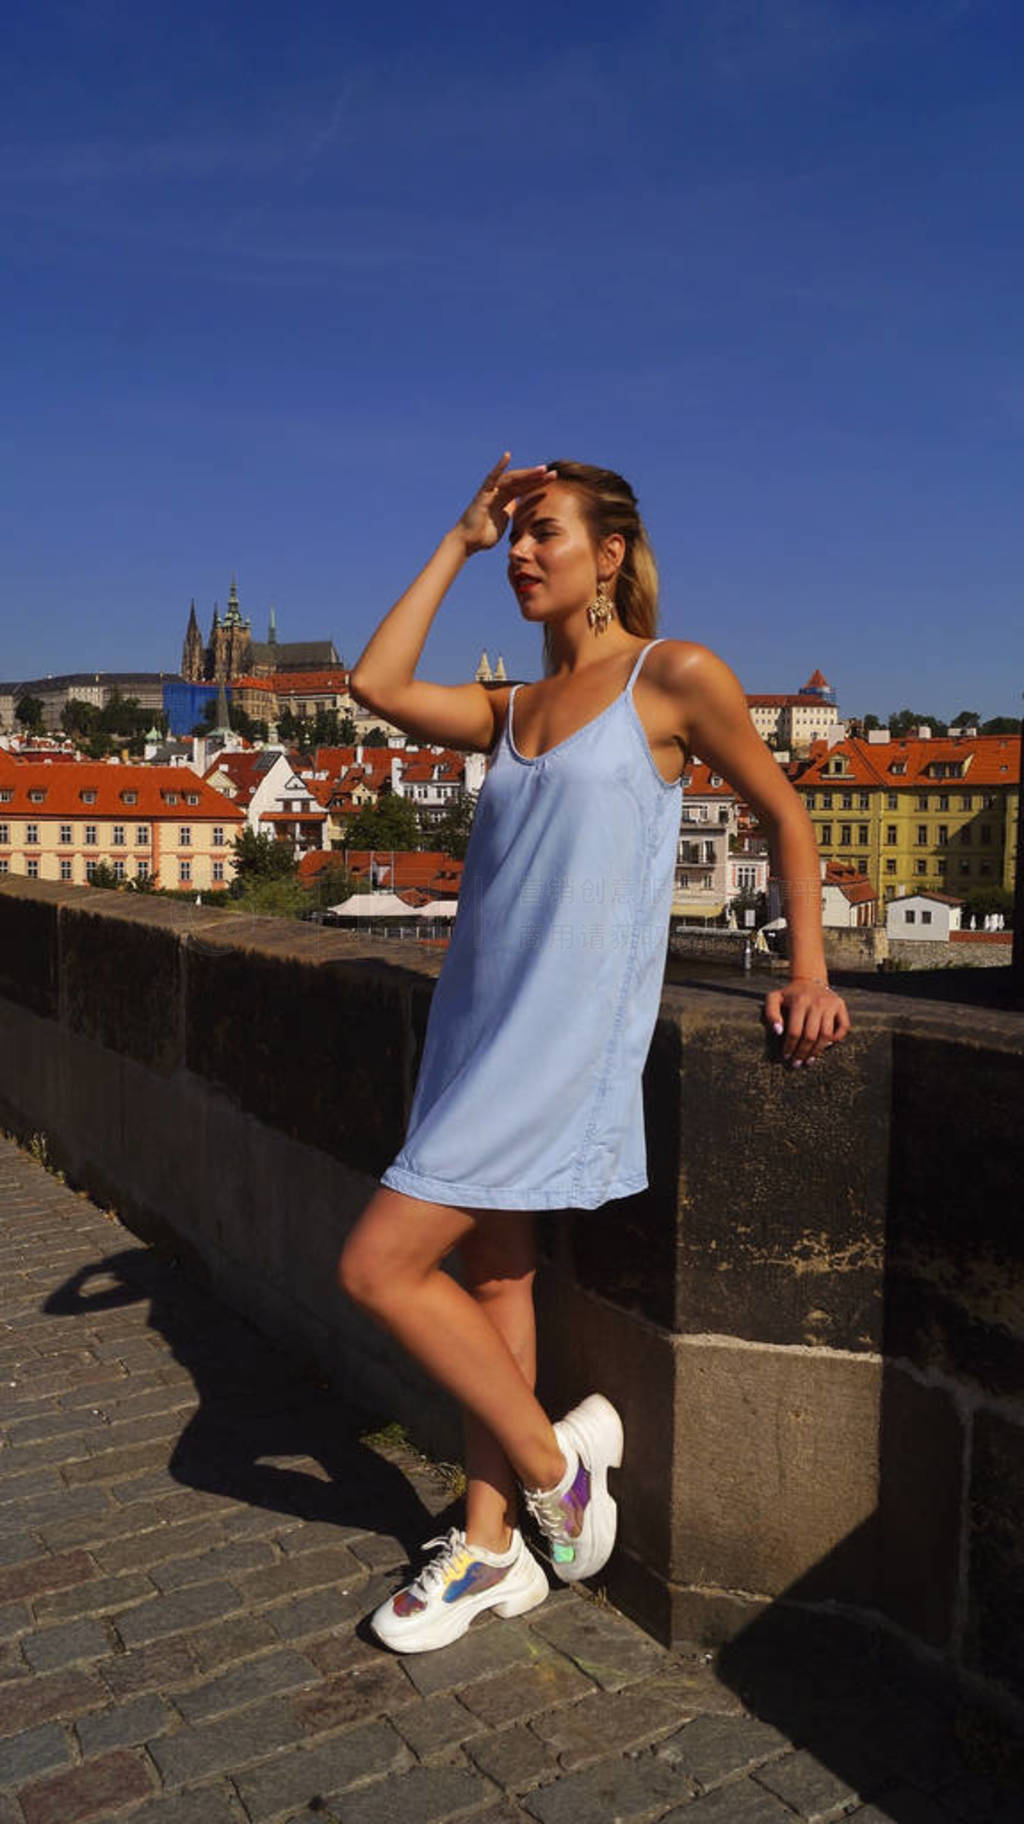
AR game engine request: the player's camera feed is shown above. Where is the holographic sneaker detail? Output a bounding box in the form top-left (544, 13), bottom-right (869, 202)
top-left (390, 1531), bottom-right (512, 1618)
top-left (524, 1454), bottom-right (590, 1564)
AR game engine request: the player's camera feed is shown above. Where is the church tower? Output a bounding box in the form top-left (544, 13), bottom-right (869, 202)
top-left (181, 601), bottom-right (204, 682)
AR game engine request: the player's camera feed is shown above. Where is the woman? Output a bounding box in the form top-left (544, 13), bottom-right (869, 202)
top-left (340, 455), bottom-right (850, 1653)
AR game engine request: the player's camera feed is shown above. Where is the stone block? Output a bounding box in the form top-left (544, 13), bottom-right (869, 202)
top-left (331, 1763), bottom-right (496, 1824)
top-left (521, 1753), bottom-right (687, 1822)
top-left (75, 1693), bottom-right (172, 1756)
top-left (885, 1031), bottom-right (1024, 1397)
top-left (146, 1694), bottom-right (304, 1785)
top-left (173, 1647), bottom-right (319, 1722)
top-left (233, 1720), bottom-right (412, 1821)
top-left (673, 997), bottom-right (889, 1351)
top-left (671, 1337), bottom-right (881, 1599)
top-left (661, 1780), bottom-right (794, 1822)
top-left (754, 1748), bottom-right (860, 1821)
top-left (0, 1723), bottom-right (71, 1789)
top-left (22, 1618), bottom-right (112, 1672)
top-left (654, 1714), bottom-right (789, 1787)
top-left (391, 1693), bottom-right (485, 1759)
top-left (966, 1409), bottom-right (1024, 1697)
top-left (0, 882), bottom-right (61, 1017)
top-left (60, 904), bottom-right (184, 1074)
top-left (18, 1749), bottom-right (153, 1824)
top-left (184, 937), bottom-right (411, 1174)
top-left (530, 1682), bottom-right (687, 1769)
top-left (290, 1658), bottom-right (413, 1732)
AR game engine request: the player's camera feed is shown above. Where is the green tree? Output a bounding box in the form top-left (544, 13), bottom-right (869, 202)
top-left (862, 713), bottom-right (882, 732)
top-left (981, 716), bottom-right (1021, 735)
top-left (342, 791), bottom-right (421, 850)
top-left (15, 695), bottom-right (44, 733)
top-left (362, 726), bottom-right (389, 747)
top-left (230, 875), bottom-right (309, 918)
top-left (950, 709), bottom-right (981, 728)
top-left (87, 861), bottom-right (119, 890)
top-left (62, 697), bottom-right (98, 737)
top-left (889, 708), bottom-right (948, 738)
top-left (306, 863), bottom-right (368, 917)
top-left (338, 713), bottom-right (357, 744)
top-left (230, 828), bottom-right (298, 889)
top-left (433, 788), bottom-right (478, 860)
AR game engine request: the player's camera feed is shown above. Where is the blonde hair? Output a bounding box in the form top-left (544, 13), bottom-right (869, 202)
top-left (541, 461), bottom-right (659, 674)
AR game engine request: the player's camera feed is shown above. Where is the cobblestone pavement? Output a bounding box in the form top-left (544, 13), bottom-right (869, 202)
top-left (1, 1133), bottom-right (1022, 1824)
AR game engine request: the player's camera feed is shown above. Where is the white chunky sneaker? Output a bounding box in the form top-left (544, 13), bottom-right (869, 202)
top-left (522, 1392), bottom-right (624, 1582)
top-left (370, 1526), bottom-right (549, 1653)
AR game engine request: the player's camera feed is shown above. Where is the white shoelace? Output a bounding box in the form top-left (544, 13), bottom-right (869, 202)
top-left (522, 1486), bottom-right (567, 1539)
top-left (407, 1528), bottom-right (474, 1600)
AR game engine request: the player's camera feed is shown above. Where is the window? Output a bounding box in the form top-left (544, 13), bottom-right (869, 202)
top-left (179, 859), bottom-right (191, 883)
top-left (819, 823), bottom-right (832, 846)
top-left (887, 792), bottom-right (898, 811)
top-left (917, 794), bottom-right (928, 811)
top-left (186, 793), bottom-right (199, 806)
top-left (980, 861), bottom-right (993, 877)
top-left (112, 825), bottom-right (125, 847)
top-left (135, 826), bottom-right (148, 846)
top-left (857, 825), bottom-right (868, 845)
top-left (820, 792), bottom-right (833, 809)
top-left (937, 825), bottom-right (948, 846)
top-left (937, 857), bottom-right (947, 872)
top-left (0, 790), bottom-right (12, 803)
top-left (121, 790), bottom-right (138, 805)
top-left (859, 793), bottom-right (869, 810)
top-left (85, 825), bottom-right (97, 846)
top-left (960, 826), bottom-right (971, 845)
top-left (916, 825), bottom-right (927, 846)
top-left (212, 860), bottom-right (224, 882)
top-left (178, 827), bottom-right (192, 848)
top-left (857, 859), bottom-right (868, 875)
top-left (26, 823), bottom-right (39, 846)
top-left (921, 910), bottom-right (932, 925)
top-left (0, 824), bottom-right (8, 845)
top-left (916, 860), bottom-right (927, 874)
top-left (905, 909), bottom-right (916, 924)
top-left (959, 860), bottom-right (970, 875)
top-left (59, 824), bottom-right (72, 845)
top-left (886, 824), bottom-right (897, 845)
top-left (840, 825), bottom-right (852, 846)
top-left (736, 865), bottom-right (757, 890)
top-left (27, 858), bottom-right (39, 878)
top-left (841, 792), bottom-right (853, 810)
top-left (60, 859), bottom-right (72, 881)
top-left (136, 861), bottom-right (149, 882)
top-left (960, 794), bottom-right (974, 810)
top-left (212, 826), bottom-right (225, 847)
top-left (0, 859), bottom-right (7, 875)
top-left (85, 859), bottom-right (97, 881)
top-left (164, 792), bottom-right (178, 805)
top-left (983, 793), bottom-right (996, 808)
top-left (81, 789), bottom-right (97, 804)
top-left (939, 794), bottom-right (950, 811)
top-left (980, 825), bottom-right (992, 845)
top-left (28, 789), bottom-right (46, 804)
top-left (113, 859), bottom-right (125, 881)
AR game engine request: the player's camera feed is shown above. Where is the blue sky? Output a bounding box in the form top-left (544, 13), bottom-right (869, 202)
top-left (3, 0), bottom-right (1021, 722)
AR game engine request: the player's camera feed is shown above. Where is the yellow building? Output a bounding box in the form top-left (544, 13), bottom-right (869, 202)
top-left (0, 758), bottom-right (244, 891)
top-left (794, 733), bottom-right (1020, 909)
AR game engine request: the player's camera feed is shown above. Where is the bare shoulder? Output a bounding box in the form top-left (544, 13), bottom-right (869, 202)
top-left (643, 640), bottom-right (742, 711)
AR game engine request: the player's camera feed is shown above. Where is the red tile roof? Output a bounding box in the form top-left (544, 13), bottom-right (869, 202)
top-left (298, 847), bottom-right (464, 895)
top-left (0, 762), bottom-right (244, 821)
top-left (796, 734), bottom-right (1021, 790)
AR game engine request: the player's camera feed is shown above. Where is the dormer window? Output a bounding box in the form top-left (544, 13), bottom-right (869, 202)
top-left (80, 788), bottom-right (97, 803)
top-left (28, 789), bottom-right (46, 803)
top-left (121, 790), bottom-right (138, 805)
top-left (186, 793), bottom-right (199, 805)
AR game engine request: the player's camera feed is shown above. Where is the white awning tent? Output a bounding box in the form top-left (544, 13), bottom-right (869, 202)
top-left (326, 892), bottom-right (459, 920)
top-left (326, 892), bottom-right (416, 918)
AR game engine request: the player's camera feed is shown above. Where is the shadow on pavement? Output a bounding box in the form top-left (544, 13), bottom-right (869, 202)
top-left (43, 1246), bottom-right (456, 1562)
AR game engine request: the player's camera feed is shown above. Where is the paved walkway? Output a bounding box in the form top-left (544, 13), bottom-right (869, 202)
top-left (1, 1134), bottom-right (1021, 1824)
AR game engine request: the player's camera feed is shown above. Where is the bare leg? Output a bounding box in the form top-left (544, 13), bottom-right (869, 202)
top-left (458, 1214), bottom-right (538, 1553)
top-left (338, 1187), bottom-right (564, 1496)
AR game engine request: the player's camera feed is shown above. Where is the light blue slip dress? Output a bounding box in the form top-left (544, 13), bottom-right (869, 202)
top-left (380, 639), bottom-right (682, 1211)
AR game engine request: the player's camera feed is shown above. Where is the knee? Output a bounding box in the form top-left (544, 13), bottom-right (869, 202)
top-left (337, 1234), bottom-right (387, 1311)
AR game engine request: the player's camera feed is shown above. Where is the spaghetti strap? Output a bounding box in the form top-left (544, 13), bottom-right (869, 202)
top-left (625, 638), bottom-right (666, 695)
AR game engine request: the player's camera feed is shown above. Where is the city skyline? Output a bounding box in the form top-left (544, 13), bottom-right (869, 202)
top-left (5, 1), bottom-right (1023, 721)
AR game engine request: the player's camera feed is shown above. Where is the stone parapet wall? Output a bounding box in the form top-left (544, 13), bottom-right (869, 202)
top-left (1, 877), bottom-right (1022, 1712)
top-left (889, 936), bottom-right (1013, 969)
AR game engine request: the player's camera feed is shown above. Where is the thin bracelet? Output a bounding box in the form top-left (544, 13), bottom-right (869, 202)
top-left (788, 975), bottom-right (831, 989)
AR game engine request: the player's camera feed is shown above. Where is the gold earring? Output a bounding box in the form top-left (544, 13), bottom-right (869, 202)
top-left (587, 581), bottom-right (614, 634)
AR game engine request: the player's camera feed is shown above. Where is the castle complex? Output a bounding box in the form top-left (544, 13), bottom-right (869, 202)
top-left (181, 585), bottom-right (340, 683)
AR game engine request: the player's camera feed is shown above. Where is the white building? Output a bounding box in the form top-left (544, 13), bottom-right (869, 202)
top-left (885, 891), bottom-right (963, 941)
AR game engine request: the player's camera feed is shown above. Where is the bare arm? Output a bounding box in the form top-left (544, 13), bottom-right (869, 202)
top-left (350, 455), bottom-right (552, 751)
top-left (672, 644), bottom-right (851, 1064)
